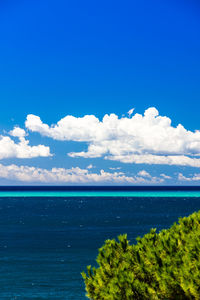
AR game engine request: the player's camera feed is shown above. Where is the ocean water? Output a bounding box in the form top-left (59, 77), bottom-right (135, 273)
top-left (1, 187), bottom-right (200, 299)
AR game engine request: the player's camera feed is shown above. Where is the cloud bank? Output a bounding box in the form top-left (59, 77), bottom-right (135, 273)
top-left (0, 164), bottom-right (163, 184)
top-left (25, 107), bottom-right (200, 167)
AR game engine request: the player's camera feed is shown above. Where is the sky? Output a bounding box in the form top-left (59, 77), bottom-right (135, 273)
top-left (0, 0), bottom-right (200, 185)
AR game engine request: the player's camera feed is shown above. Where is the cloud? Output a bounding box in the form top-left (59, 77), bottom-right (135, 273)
top-left (128, 108), bottom-right (135, 117)
top-left (9, 127), bottom-right (26, 138)
top-left (106, 154), bottom-right (200, 167)
top-left (25, 113), bottom-right (101, 142)
top-left (86, 164), bottom-right (94, 169)
top-left (178, 173), bottom-right (200, 182)
top-left (137, 169), bottom-right (162, 183)
top-left (25, 107), bottom-right (200, 167)
top-left (0, 135), bottom-right (51, 159)
top-left (137, 170), bottom-right (151, 177)
top-left (160, 173), bottom-right (172, 180)
top-left (0, 164), bottom-right (164, 184)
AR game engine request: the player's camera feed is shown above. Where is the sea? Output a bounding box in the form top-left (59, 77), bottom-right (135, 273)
top-left (1, 186), bottom-right (200, 299)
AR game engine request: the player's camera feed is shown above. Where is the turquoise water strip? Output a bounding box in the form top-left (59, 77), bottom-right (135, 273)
top-left (0, 191), bottom-right (200, 197)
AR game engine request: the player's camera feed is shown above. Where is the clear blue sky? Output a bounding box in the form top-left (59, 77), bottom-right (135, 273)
top-left (0, 0), bottom-right (200, 185)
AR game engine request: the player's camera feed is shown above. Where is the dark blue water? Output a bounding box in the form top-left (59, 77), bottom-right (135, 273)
top-left (0, 188), bottom-right (200, 299)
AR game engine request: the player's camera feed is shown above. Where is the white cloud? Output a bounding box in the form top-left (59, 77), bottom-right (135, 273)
top-left (137, 169), bottom-right (162, 183)
top-left (137, 170), bottom-right (151, 177)
top-left (128, 108), bottom-right (135, 117)
top-left (0, 135), bottom-right (51, 159)
top-left (25, 107), bottom-right (200, 167)
top-left (86, 164), bottom-right (94, 169)
top-left (160, 173), bottom-right (172, 180)
top-left (0, 164), bottom-right (164, 184)
top-left (178, 173), bottom-right (200, 182)
top-left (9, 127), bottom-right (26, 138)
top-left (106, 154), bottom-right (200, 167)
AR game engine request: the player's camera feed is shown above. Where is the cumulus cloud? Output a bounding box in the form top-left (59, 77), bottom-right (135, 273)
top-left (9, 127), bottom-right (26, 138)
top-left (0, 135), bottom-right (51, 159)
top-left (0, 164), bottom-right (164, 184)
top-left (25, 107), bottom-right (200, 167)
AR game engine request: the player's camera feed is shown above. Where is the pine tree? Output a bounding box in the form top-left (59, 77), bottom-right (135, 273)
top-left (82, 211), bottom-right (200, 299)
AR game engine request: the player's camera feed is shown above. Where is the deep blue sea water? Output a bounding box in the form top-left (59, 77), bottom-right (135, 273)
top-left (1, 187), bottom-right (200, 299)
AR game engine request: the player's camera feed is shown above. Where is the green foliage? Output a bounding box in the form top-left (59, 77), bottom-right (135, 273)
top-left (82, 211), bottom-right (200, 299)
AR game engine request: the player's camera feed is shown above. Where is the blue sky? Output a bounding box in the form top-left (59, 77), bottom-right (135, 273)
top-left (0, 0), bottom-right (200, 185)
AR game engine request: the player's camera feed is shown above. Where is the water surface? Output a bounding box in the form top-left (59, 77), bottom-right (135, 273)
top-left (0, 187), bottom-right (200, 299)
